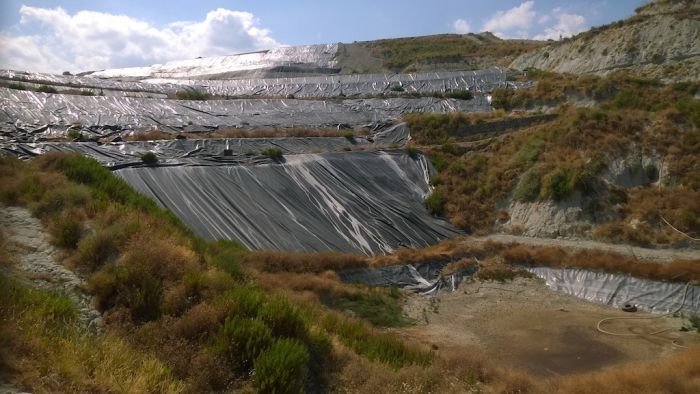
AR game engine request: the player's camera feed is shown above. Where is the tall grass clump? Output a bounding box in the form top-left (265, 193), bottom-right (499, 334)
top-left (253, 338), bottom-right (310, 394)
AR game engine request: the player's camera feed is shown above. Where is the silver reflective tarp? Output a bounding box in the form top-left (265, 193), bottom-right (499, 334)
top-left (528, 267), bottom-right (700, 315)
top-left (0, 88), bottom-right (491, 139)
top-left (0, 68), bottom-right (523, 99)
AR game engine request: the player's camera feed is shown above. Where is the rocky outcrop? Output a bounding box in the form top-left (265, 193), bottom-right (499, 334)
top-left (510, 0), bottom-right (700, 82)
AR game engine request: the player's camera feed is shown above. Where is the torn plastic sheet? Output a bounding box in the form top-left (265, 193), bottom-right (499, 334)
top-left (338, 260), bottom-right (477, 296)
top-left (528, 267), bottom-right (700, 315)
top-left (114, 151), bottom-right (461, 255)
top-left (0, 88), bottom-right (491, 138)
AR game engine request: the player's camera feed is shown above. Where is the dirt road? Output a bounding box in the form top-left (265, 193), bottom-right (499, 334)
top-left (472, 234), bottom-right (700, 262)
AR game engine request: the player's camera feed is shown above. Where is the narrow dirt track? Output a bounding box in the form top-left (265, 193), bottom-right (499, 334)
top-left (472, 234), bottom-right (700, 262)
top-left (0, 206), bottom-right (101, 331)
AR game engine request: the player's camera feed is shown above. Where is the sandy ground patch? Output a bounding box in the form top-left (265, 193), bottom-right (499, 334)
top-left (396, 277), bottom-right (700, 376)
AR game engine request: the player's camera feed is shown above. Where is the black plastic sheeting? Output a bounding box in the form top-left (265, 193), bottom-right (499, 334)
top-left (0, 123), bottom-right (412, 168)
top-left (339, 260), bottom-right (477, 296)
top-left (0, 88), bottom-right (491, 139)
top-left (528, 267), bottom-right (700, 315)
top-left (115, 151), bottom-right (460, 255)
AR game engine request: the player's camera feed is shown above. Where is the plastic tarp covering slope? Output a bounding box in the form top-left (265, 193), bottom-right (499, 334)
top-left (339, 260), bottom-right (477, 296)
top-left (0, 126), bottom-right (413, 168)
top-left (89, 44), bottom-right (341, 79)
top-left (115, 151), bottom-right (460, 255)
top-left (0, 88), bottom-right (491, 138)
top-left (0, 68), bottom-right (526, 99)
top-left (140, 69), bottom-right (515, 98)
top-left (528, 267), bottom-right (700, 315)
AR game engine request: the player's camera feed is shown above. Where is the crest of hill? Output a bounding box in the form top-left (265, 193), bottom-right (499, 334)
top-left (336, 33), bottom-right (546, 74)
top-left (509, 0), bottom-right (700, 82)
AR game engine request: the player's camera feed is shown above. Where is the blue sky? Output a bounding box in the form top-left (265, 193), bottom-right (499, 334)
top-left (0, 0), bottom-right (645, 73)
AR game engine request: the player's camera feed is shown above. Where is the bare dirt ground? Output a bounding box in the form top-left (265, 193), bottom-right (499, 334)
top-left (396, 277), bottom-right (700, 377)
top-left (0, 206), bottom-right (101, 331)
top-left (476, 234), bottom-right (700, 262)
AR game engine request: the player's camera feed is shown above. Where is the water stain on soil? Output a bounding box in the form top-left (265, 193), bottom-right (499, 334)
top-left (511, 326), bottom-right (623, 376)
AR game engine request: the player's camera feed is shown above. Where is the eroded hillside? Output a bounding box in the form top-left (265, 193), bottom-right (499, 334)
top-left (510, 0), bottom-right (700, 82)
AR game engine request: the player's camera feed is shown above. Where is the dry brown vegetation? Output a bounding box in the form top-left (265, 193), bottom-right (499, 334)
top-left (360, 33), bottom-right (546, 72)
top-left (502, 244), bottom-right (700, 283)
top-left (123, 127), bottom-right (370, 142)
top-left (551, 346), bottom-right (700, 393)
top-left (419, 73), bottom-right (699, 244)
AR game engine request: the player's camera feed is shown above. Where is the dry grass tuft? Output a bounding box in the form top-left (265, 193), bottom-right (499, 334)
top-left (503, 244), bottom-right (700, 282)
top-left (551, 346), bottom-right (700, 393)
top-left (243, 250), bottom-right (368, 274)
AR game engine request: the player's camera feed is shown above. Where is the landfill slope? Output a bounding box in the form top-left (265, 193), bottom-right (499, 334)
top-left (116, 151), bottom-right (460, 255)
top-left (0, 87), bottom-right (491, 139)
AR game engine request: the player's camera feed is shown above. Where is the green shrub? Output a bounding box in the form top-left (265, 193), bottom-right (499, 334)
top-left (514, 167), bottom-right (542, 202)
top-left (206, 240), bottom-right (247, 282)
top-left (116, 265), bottom-right (162, 322)
top-left (43, 155), bottom-right (184, 231)
top-left (76, 230), bottom-right (119, 269)
top-left (261, 147), bottom-right (284, 159)
top-left (67, 129), bottom-right (82, 140)
top-left (29, 184), bottom-right (92, 218)
top-left (405, 145), bottom-right (419, 158)
top-left (171, 90), bottom-right (209, 101)
top-left (321, 314), bottom-right (433, 368)
top-left (6, 82), bottom-right (27, 90)
top-left (343, 131), bottom-right (355, 141)
top-left (541, 168), bottom-right (575, 201)
top-left (50, 215), bottom-right (83, 249)
top-left (140, 152), bottom-right (158, 165)
top-left (37, 85), bottom-right (58, 94)
top-left (444, 90), bottom-right (473, 100)
top-left (253, 338), bottom-right (309, 394)
top-left (424, 189), bottom-right (446, 215)
top-left (320, 289), bottom-right (409, 327)
top-left (79, 90), bottom-right (95, 96)
top-left (430, 154), bottom-right (447, 171)
top-left (231, 286), bottom-right (267, 318)
top-left (513, 136), bottom-right (543, 167)
top-left (223, 317), bottom-right (272, 369)
top-left (390, 85), bottom-right (405, 92)
top-left (258, 295), bottom-right (308, 339)
top-left (689, 315), bottom-right (700, 333)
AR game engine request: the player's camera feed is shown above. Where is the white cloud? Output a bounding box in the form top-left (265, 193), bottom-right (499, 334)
top-left (452, 19), bottom-right (471, 34)
top-left (533, 9), bottom-right (586, 40)
top-left (0, 6), bottom-right (281, 73)
top-left (482, 1), bottom-right (536, 38)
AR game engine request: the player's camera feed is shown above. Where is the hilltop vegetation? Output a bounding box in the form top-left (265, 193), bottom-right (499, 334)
top-left (416, 71), bottom-right (699, 245)
top-left (338, 33), bottom-right (545, 74)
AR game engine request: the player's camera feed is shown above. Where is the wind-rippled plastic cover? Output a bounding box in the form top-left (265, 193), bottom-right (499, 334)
top-left (0, 68), bottom-right (519, 99)
top-left (0, 88), bottom-right (490, 139)
top-left (529, 267), bottom-right (700, 314)
top-left (115, 151), bottom-right (461, 255)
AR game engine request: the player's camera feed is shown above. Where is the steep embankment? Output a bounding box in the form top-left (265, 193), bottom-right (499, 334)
top-left (510, 0), bottom-right (700, 82)
top-left (116, 151), bottom-right (460, 255)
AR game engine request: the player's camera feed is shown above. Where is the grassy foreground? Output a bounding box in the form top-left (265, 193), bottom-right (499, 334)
top-left (1, 153), bottom-right (699, 393)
